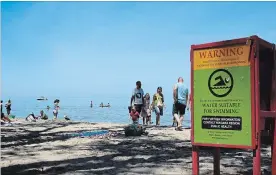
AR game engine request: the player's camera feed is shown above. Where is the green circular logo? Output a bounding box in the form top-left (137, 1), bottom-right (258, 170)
top-left (208, 69), bottom-right (234, 98)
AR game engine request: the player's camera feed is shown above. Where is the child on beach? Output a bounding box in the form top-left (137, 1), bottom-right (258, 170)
top-left (142, 93), bottom-right (152, 125)
top-left (125, 106), bottom-right (148, 136)
top-left (129, 107), bottom-right (140, 124)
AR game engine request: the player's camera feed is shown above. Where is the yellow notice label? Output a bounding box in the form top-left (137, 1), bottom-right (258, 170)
top-left (193, 45), bottom-right (251, 70)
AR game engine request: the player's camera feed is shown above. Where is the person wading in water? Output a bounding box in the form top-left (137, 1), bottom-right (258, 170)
top-left (53, 99), bottom-right (60, 120)
top-left (173, 77), bottom-right (189, 131)
top-left (152, 87), bottom-right (165, 126)
top-left (5, 99), bottom-right (12, 115)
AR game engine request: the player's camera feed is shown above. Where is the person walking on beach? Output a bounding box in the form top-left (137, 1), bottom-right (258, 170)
top-left (142, 93), bottom-right (152, 125)
top-left (130, 81), bottom-right (144, 114)
top-left (5, 99), bottom-right (12, 115)
top-left (152, 87), bottom-right (165, 126)
top-left (173, 77), bottom-right (189, 131)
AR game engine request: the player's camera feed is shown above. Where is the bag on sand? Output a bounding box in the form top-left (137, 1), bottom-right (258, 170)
top-left (124, 124), bottom-right (145, 136)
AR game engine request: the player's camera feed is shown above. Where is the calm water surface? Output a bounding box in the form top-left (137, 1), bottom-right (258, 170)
top-left (3, 95), bottom-right (191, 127)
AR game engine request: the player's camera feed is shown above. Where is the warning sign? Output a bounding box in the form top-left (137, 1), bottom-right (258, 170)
top-left (193, 45), bottom-right (251, 70)
top-left (193, 44), bottom-right (252, 147)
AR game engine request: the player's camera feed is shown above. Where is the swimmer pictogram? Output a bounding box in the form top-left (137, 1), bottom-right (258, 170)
top-left (208, 69), bottom-right (234, 97)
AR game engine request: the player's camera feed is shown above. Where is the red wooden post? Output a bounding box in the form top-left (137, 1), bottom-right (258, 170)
top-left (253, 41), bottom-right (261, 175)
top-left (213, 148), bottom-right (220, 175)
top-left (271, 44), bottom-right (276, 175)
top-left (253, 134), bottom-right (261, 175)
top-left (192, 146), bottom-right (199, 175)
top-left (272, 119), bottom-right (276, 175)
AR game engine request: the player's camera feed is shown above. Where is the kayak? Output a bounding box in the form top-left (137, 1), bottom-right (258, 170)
top-left (99, 105), bottom-right (110, 108)
top-left (37, 97), bottom-right (48, 100)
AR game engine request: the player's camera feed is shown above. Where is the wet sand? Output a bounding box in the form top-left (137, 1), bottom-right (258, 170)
top-left (1, 119), bottom-right (272, 175)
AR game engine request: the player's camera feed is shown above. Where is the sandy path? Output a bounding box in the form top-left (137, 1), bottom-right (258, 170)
top-left (1, 119), bottom-right (272, 175)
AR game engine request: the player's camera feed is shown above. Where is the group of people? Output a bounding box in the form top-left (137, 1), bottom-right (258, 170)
top-left (0, 98), bottom-right (65, 123)
top-left (129, 77), bottom-right (190, 131)
top-left (26, 99), bottom-right (70, 122)
top-left (25, 110), bottom-right (49, 122)
top-left (129, 81), bottom-right (164, 126)
top-left (99, 102), bottom-right (111, 108)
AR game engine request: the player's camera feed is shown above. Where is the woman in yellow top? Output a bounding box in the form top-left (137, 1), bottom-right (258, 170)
top-left (152, 87), bottom-right (165, 126)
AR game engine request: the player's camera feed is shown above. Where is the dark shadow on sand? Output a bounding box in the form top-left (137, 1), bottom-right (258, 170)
top-left (1, 124), bottom-right (272, 175)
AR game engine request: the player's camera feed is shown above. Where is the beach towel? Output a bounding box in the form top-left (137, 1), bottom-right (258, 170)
top-left (8, 115), bottom-right (16, 119)
top-left (124, 124), bottom-right (145, 136)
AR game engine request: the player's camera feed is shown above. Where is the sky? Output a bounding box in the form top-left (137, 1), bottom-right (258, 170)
top-left (1, 1), bottom-right (276, 99)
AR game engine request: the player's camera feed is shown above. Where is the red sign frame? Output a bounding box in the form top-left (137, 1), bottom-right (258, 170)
top-left (190, 36), bottom-right (259, 149)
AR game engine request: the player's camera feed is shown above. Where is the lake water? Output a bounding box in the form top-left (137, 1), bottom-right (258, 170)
top-left (3, 95), bottom-right (191, 127)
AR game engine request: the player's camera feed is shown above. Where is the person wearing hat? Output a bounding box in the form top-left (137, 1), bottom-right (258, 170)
top-left (152, 87), bottom-right (165, 126)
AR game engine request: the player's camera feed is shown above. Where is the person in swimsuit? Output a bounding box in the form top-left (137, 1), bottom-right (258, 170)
top-left (53, 99), bottom-right (60, 119)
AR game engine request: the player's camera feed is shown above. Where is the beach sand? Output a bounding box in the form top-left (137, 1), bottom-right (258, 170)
top-left (1, 119), bottom-right (272, 175)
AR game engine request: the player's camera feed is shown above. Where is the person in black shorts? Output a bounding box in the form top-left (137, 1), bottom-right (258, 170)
top-left (130, 81), bottom-right (144, 114)
top-left (173, 77), bottom-right (189, 131)
top-left (173, 102), bottom-right (186, 116)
